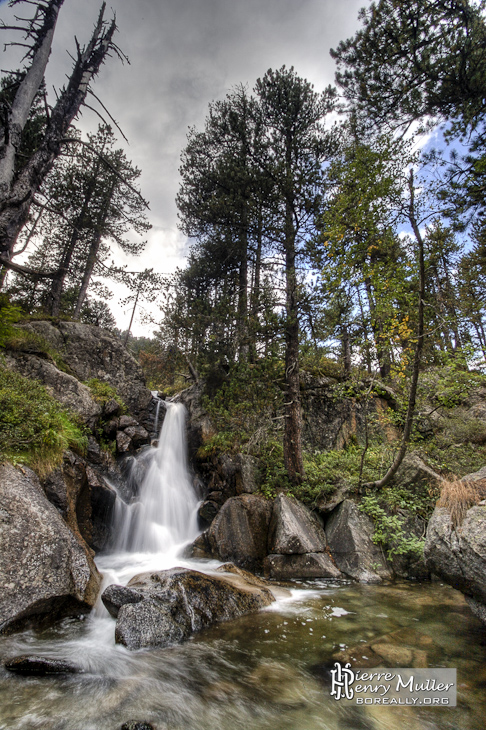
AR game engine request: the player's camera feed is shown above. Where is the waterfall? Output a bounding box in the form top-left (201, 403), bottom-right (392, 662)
top-left (112, 402), bottom-right (200, 555)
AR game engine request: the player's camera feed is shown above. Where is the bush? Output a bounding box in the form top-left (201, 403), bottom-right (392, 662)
top-left (0, 364), bottom-right (87, 475)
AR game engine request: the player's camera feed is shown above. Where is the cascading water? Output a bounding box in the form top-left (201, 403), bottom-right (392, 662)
top-left (113, 402), bottom-right (199, 554)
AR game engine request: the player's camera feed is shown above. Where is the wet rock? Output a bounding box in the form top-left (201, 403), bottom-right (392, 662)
top-left (108, 564), bottom-right (276, 650)
top-left (465, 595), bottom-right (486, 624)
top-left (5, 654), bottom-right (80, 675)
top-left (268, 494), bottom-right (327, 554)
top-left (207, 494), bottom-right (273, 572)
top-left (42, 452), bottom-right (117, 552)
top-left (198, 500), bottom-right (220, 524)
top-left (124, 425), bottom-right (150, 447)
top-left (185, 530), bottom-right (212, 559)
top-left (264, 552), bottom-right (342, 580)
top-left (103, 418), bottom-right (119, 439)
top-left (116, 600), bottom-right (186, 649)
top-left (207, 490), bottom-right (224, 504)
top-left (102, 585), bottom-right (144, 618)
top-left (424, 504), bottom-right (486, 623)
top-left (0, 463), bottom-right (101, 633)
top-left (325, 500), bottom-right (393, 583)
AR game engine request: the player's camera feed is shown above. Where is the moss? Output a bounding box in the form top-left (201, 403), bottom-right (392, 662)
top-left (0, 363), bottom-right (87, 476)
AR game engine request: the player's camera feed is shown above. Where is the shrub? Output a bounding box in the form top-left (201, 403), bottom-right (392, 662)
top-left (0, 364), bottom-right (87, 475)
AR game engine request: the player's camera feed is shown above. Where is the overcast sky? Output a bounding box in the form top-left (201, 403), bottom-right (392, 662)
top-left (1, 0), bottom-right (365, 334)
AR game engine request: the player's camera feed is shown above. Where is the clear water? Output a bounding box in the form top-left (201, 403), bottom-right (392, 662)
top-left (0, 404), bottom-right (484, 729)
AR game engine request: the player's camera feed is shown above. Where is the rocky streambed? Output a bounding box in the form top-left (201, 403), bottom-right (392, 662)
top-left (0, 578), bottom-right (484, 730)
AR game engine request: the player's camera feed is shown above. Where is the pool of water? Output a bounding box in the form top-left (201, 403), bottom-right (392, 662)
top-left (0, 578), bottom-right (484, 730)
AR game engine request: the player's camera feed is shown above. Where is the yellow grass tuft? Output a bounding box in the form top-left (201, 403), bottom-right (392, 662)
top-left (437, 478), bottom-right (486, 528)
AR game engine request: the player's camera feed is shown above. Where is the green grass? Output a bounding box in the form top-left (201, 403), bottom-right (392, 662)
top-left (0, 364), bottom-right (87, 476)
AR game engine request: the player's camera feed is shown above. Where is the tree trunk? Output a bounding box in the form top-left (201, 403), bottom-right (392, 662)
top-left (362, 170), bottom-right (425, 490)
top-left (283, 196), bottom-right (304, 484)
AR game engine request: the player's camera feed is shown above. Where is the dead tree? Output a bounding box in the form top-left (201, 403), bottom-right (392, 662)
top-left (0, 0), bottom-right (124, 272)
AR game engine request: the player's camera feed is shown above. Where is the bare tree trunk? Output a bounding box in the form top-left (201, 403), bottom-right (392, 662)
top-left (0, 2), bottom-right (118, 262)
top-left (123, 287), bottom-right (140, 346)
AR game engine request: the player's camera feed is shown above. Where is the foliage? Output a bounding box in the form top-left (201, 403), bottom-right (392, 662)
top-left (85, 378), bottom-right (126, 412)
top-left (258, 440), bottom-right (396, 504)
top-left (359, 486), bottom-right (432, 560)
top-left (332, 0), bottom-right (486, 133)
top-left (0, 363), bottom-right (87, 475)
top-left (0, 294), bottom-right (23, 347)
top-left (200, 358), bottom-right (284, 453)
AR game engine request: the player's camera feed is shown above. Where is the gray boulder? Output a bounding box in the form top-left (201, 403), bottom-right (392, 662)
top-left (207, 494), bottom-right (273, 571)
top-left (424, 505), bottom-right (486, 621)
top-left (264, 552), bottom-right (342, 580)
top-left (104, 564), bottom-right (276, 650)
top-left (0, 463), bottom-right (101, 633)
top-left (18, 320), bottom-right (152, 425)
top-left (268, 494), bottom-right (327, 554)
top-left (4, 352), bottom-right (101, 428)
top-left (391, 452), bottom-right (441, 491)
top-left (325, 499), bottom-right (393, 583)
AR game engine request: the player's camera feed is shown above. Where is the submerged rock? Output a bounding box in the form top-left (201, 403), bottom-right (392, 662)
top-left (424, 504), bottom-right (486, 623)
top-left (0, 463), bottom-right (101, 633)
top-left (103, 564), bottom-right (276, 650)
top-left (333, 627), bottom-right (441, 669)
top-left (4, 654), bottom-right (80, 675)
top-left (325, 500), bottom-right (393, 583)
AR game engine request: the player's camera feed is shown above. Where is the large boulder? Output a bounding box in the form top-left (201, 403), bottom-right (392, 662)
top-left (424, 504), bottom-right (486, 622)
top-left (207, 494), bottom-right (273, 572)
top-left (4, 352), bottom-right (101, 428)
top-left (268, 494), bottom-right (327, 554)
top-left (391, 452), bottom-right (441, 491)
top-left (103, 564), bottom-right (277, 650)
top-left (0, 463), bottom-right (101, 633)
top-left (18, 320), bottom-right (152, 425)
top-left (325, 499), bottom-right (393, 583)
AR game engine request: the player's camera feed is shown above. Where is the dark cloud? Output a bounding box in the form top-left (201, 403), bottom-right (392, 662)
top-left (1, 0), bottom-right (363, 331)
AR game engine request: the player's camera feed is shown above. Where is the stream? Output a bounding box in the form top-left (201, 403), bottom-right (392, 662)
top-left (0, 404), bottom-right (484, 729)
